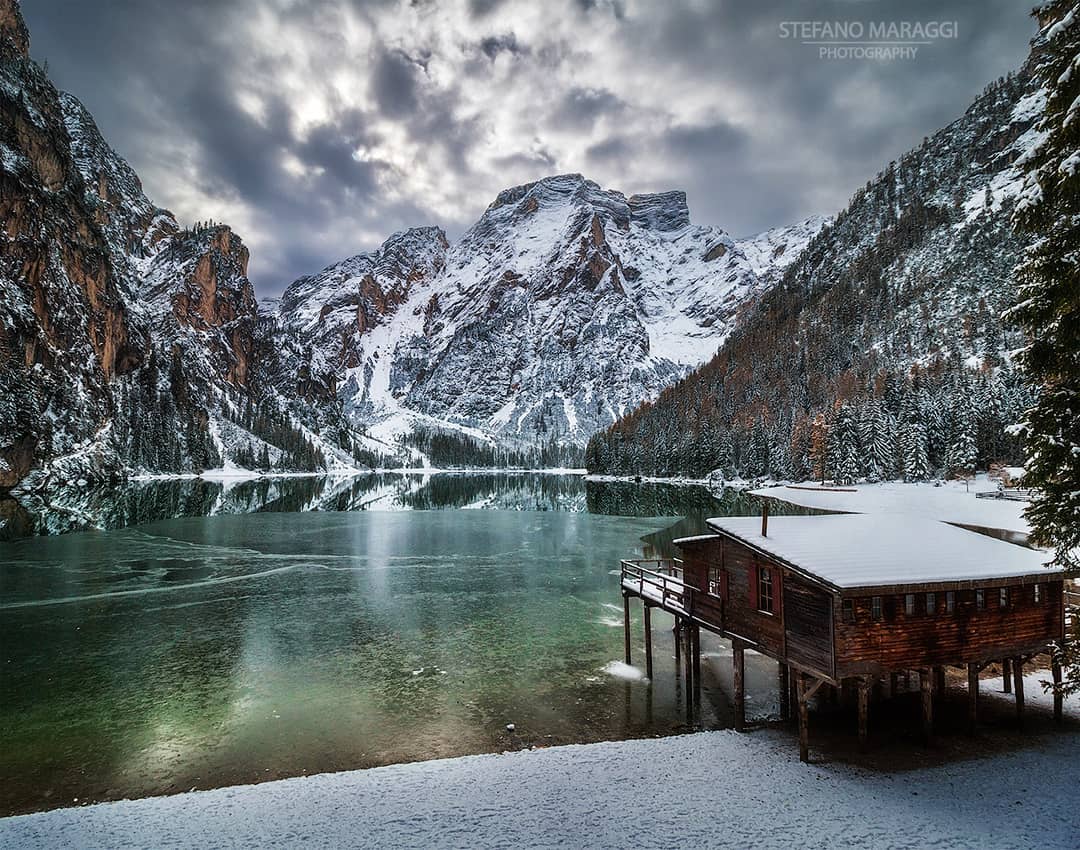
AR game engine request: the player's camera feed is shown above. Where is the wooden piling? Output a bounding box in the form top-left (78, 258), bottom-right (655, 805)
top-left (934, 666), bottom-right (946, 697)
top-left (778, 663), bottom-right (790, 722)
top-left (643, 604), bottom-right (654, 681)
top-left (1052, 655), bottom-right (1064, 726)
top-left (673, 619), bottom-right (681, 667)
top-left (920, 668), bottom-right (933, 744)
top-left (889, 672), bottom-right (898, 697)
top-left (967, 663), bottom-right (979, 734)
top-left (691, 624), bottom-right (702, 711)
top-left (857, 677), bottom-right (870, 751)
top-left (1002, 657), bottom-right (1012, 693)
top-left (1012, 656), bottom-right (1025, 727)
top-left (622, 594), bottom-right (632, 666)
top-left (797, 674), bottom-right (810, 763)
top-left (733, 640), bottom-right (746, 732)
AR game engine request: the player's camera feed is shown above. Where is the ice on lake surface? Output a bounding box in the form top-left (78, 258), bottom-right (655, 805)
top-left (0, 475), bottom-right (809, 815)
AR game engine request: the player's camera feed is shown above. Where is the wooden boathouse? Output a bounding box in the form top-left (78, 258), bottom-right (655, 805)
top-left (620, 512), bottom-right (1066, 761)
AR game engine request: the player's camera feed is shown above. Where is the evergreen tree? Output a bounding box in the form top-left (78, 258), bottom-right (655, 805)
top-left (901, 420), bottom-right (931, 482)
top-left (828, 404), bottom-right (861, 485)
top-left (1009, 1), bottom-right (1080, 696)
top-left (1010, 0), bottom-right (1080, 579)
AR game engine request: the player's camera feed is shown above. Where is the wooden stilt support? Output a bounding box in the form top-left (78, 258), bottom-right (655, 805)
top-left (683, 620), bottom-right (693, 720)
top-left (778, 663), bottom-right (790, 722)
top-left (904, 670), bottom-right (911, 690)
top-left (1002, 658), bottom-right (1012, 693)
top-left (889, 672), bottom-right (898, 698)
top-left (691, 624), bottom-right (702, 711)
top-left (934, 666), bottom-right (946, 697)
top-left (673, 620), bottom-right (681, 667)
top-left (732, 640), bottom-right (746, 732)
top-left (796, 673), bottom-right (810, 763)
top-left (622, 594), bottom-right (632, 665)
top-left (857, 677), bottom-right (870, 751)
top-left (1053, 654), bottom-right (1064, 727)
top-left (967, 663), bottom-right (979, 734)
top-left (1013, 656), bottom-right (1025, 728)
top-left (643, 604), bottom-right (654, 681)
top-left (920, 668), bottom-right (933, 745)
top-left (788, 665), bottom-right (798, 724)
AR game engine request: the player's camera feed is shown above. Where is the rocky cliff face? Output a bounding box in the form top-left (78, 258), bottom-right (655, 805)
top-left (0, 0), bottom-right (357, 491)
top-left (275, 174), bottom-right (823, 450)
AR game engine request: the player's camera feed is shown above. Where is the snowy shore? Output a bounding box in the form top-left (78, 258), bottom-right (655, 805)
top-left (3, 721), bottom-right (1077, 849)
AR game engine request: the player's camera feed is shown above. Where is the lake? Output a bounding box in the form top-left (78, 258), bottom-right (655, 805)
top-left (0, 474), bottom-right (808, 815)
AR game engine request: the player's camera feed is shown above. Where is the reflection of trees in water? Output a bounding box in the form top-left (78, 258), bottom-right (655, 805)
top-left (2, 474), bottom-right (816, 542)
top-left (399, 473), bottom-right (587, 511)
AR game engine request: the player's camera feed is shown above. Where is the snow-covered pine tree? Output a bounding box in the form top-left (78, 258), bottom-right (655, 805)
top-left (860, 401), bottom-right (896, 481)
top-left (901, 420), bottom-right (931, 482)
top-left (828, 403), bottom-right (861, 485)
top-left (1010, 0), bottom-right (1080, 693)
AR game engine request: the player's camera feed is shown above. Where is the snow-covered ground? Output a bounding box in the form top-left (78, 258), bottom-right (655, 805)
top-left (3, 723), bottom-right (1077, 849)
top-left (751, 477), bottom-right (1030, 536)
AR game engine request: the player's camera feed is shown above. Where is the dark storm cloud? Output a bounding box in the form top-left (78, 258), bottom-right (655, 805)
top-left (20, 0), bottom-right (1038, 294)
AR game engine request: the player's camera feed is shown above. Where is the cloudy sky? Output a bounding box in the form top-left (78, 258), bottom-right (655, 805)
top-left (24, 0), bottom-right (1036, 297)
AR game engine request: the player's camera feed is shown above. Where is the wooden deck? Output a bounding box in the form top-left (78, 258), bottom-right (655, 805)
top-left (620, 559), bottom-right (725, 632)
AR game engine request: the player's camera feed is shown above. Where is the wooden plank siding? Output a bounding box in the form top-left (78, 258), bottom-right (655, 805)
top-left (672, 532), bottom-right (1063, 684)
top-left (834, 582), bottom-right (1064, 677)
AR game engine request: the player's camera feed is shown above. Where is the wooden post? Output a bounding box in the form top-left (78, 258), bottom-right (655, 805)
top-left (788, 665), bottom-right (798, 724)
top-left (733, 640), bottom-right (746, 732)
top-left (623, 594), bottom-right (632, 666)
top-left (967, 663), bottom-right (979, 734)
top-left (1012, 656), bottom-right (1025, 728)
top-left (797, 673), bottom-right (810, 763)
top-left (673, 619), bottom-right (681, 668)
top-left (643, 604), bottom-right (654, 681)
top-left (857, 677), bottom-right (870, 751)
top-left (1053, 655), bottom-right (1064, 726)
top-left (691, 624), bottom-right (702, 709)
top-left (778, 663), bottom-right (790, 721)
top-left (683, 620), bottom-right (693, 704)
top-left (904, 670), bottom-right (911, 690)
top-left (920, 669), bottom-right (933, 744)
top-left (934, 666), bottom-right (946, 697)
top-left (889, 672), bottom-right (898, 697)
top-left (1002, 658), bottom-right (1012, 693)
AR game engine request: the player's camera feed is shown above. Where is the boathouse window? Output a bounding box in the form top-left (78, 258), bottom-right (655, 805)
top-left (926, 592), bottom-right (936, 615)
top-left (1000, 587), bottom-right (1010, 608)
top-left (842, 599), bottom-right (855, 623)
top-left (758, 567), bottom-right (774, 613)
top-left (976, 589), bottom-right (986, 610)
top-left (904, 594), bottom-right (916, 616)
top-left (708, 566), bottom-right (725, 598)
top-left (946, 591), bottom-right (956, 613)
top-left (1034, 583), bottom-right (1043, 604)
top-left (871, 596), bottom-right (882, 621)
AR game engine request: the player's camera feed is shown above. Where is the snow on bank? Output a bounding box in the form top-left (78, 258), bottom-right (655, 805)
top-left (751, 478), bottom-right (1030, 536)
top-left (2, 728), bottom-right (1077, 850)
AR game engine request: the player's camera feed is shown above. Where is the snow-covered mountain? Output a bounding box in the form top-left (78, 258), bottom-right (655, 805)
top-left (275, 174), bottom-right (824, 449)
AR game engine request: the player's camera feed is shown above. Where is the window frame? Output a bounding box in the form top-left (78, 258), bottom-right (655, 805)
top-left (926, 592), bottom-right (936, 615)
top-left (757, 567), bottom-right (774, 614)
top-left (904, 593), bottom-right (916, 616)
top-left (976, 589), bottom-right (986, 610)
top-left (946, 591), bottom-right (955, 613)
top-left (999, 587), bottom-right (1009, 608)
top-left (842, 598), bottom-right (855, 624)
top-left (1034, 583), bottom-right (1043, 604)
top-left (871, 595), bottom-right (883, 621)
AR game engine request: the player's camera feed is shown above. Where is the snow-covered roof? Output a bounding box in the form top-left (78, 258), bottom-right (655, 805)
top-left (703, 515), bottom-right (1057, 590)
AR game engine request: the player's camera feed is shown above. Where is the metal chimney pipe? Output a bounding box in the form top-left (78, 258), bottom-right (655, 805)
top-left (761, 500), bottom-right (769, 537)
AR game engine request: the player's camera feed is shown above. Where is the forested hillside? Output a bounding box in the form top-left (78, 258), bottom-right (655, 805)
top-left (586, 66), bottom-right (1044, 482)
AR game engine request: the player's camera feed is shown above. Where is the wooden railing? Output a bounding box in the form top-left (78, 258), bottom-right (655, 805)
top-left (620, 558), bottom-right (724, 629)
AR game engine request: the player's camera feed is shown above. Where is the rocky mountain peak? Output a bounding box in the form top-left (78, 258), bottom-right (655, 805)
top-left (627, 191), bottom-right (691, 232)
top-left (0, 0), bottom-right (28, 60)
